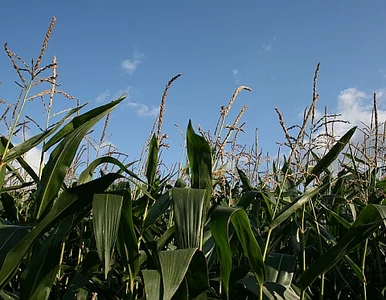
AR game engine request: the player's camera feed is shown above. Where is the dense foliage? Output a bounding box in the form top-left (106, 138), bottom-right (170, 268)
top-left (1, 17), bottom-right (385, 300)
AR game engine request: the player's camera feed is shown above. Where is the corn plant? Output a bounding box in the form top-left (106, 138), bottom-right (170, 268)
top-left (1, 17), bottom-right (386, 300)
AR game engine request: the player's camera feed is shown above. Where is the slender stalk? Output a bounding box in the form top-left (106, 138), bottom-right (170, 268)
top-left (263, 228), bottom-right (272, 260)
top-left (300, 205), bottom-right (306, 300)
top-left (1, 80), bottom-right (33, 162)
top-left (361, 239), bottom-right (368, 300)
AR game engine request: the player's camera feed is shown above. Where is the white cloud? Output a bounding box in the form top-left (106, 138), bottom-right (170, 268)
top-left (261, 43), bottom-right (272, 52)
top-left (232, 69), bottom-right (240, 84)
top-left (333, 88), bottom-right (386, 138)
top-left (95, 90), bottom-right (110, 103)
top-left (259, 36), bottom-right (276, 54)
top-left (121, 51), bottom-right (145, 74)
top-left (128, 101), bottom-right (159, 117)
top-left (379, 69), bottom-right (386, 80)
top-left (24, 147), bottom-right (43, 173)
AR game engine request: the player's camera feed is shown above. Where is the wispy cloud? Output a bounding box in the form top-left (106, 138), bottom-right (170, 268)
top-left (121, 51), bottom-right (145, 74)
top-left (379, 69), bottom-right (386, 80)
top-left (333, 88), bottom-right (386, 138)
top-left (261, 43), bottom-right (272, 52)
top-left (128, 101), bottom-right (159, 117)
top-left (95, 90), bottom-right (110, 103)
top-left (232, 69), bottom-right (240, 84)
top-left (259, 36), bottom-right (276, 54)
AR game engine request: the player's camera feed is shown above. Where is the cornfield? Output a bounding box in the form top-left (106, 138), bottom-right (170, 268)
top-left (0, 17), bottom-right (385, 300)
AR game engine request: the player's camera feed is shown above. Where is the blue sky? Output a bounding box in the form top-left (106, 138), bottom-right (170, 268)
top-left (1, 1), bottom-right (386, 170)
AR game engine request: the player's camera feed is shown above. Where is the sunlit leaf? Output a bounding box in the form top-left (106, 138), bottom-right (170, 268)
top-left (35, 97), bottom-right (124, 220)
top-left (93, 193), bottom-right (123, 279)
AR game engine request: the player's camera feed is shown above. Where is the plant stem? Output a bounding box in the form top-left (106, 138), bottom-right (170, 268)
top-left (361, 238), bottom-right (368, 300)
top-left (263, 228), bottom-right (272, 261)
top-left (1, 80), bottom-right (33, 162)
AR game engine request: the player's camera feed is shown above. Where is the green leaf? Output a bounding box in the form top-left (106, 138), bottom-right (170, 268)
top-left (142, 269), bottom-right (162, 300)
top-left (43, 101), bottom-right (101, 151)
top-left (237, 168), bottom-right (254, 191)
top-left (159, 248), bottom-right (197, 300)
top-left (265, 253), bottom-right (296, 286)
top-left (146, 134), bottom-right (159, 188)
top-left (116, 189), bottom-right (140, 287)
top-left (186, 120), bottom-right (212, 203)
top-left (2, 104), bottom-right (87, 164)
top-left (0, 225), bottom-right (31, 268)
top-left (143, 190), bottom-right (172, 231)
top-left (232, 277), bottom-right (305, 300)
top-left (271, 184), bottom-right (326, 230)
top-left (173, 188), bottom-right (206, 249)
top-left (298, 204), bottom-right (386, 289)
top-left (35, 97), bottom-right (124, 220)
top-left (93, 193), bottom-right (123, 279)
top-left (186, 250), bottom-right (209, 299)
top-left (0, 173), bottom-right (121, 288)
top-left (20, 216), bottom-right (76, 300)
top-left (0, 137), bottom-right (39, 183)
top-left (172, 278), bottom-right (188, 300)
top-left (78, 156), bottom-right (140, 185)
top-left (63, 251), bottom-right (101, 300)
top-left (210, 206), bottom-right (266, 298)
top-left (305, 126), bottom-right (356, 186)
top-left (0, 193), bottom-right (19, 224)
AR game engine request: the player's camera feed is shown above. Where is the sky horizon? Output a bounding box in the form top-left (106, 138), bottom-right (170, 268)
top-left (1, 1), bottom-right (386, 173)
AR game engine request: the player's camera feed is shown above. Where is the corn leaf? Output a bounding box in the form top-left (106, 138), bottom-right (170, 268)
top-left (142, 269), bottom-right (162, 300)
top-left (20, 215), bottom-right (76, 300)
top-left (143, 190), bottom-right (172, 231)
top-left (0, 173), bottom-right (121, 288)
top-left (265, 253), bottom-right (296, 286)
top-left (270, 184), bottom-right (326, 230)
top-left (2, 103), bottom-right (87, 164)
top-left (298, 204), bottom-right (386, 289)
top-left (0, 225), bottom-right (30, 269)
top-left (186, 120), bottom-right (212, 203)
top-left (210, 206), bottom-right (266, 298)
top-left (35, 97), bottom-right (124, 220)
top-left (78, 156), bottom-right (141, 184)
top-left (0, 137), bottom-right (39, 183)
top-left (305, 126), bottom-right (356, 186)
top-left (116, 189), bottom-right (140, 286)
top-left (173, 188), bottom-right (206, 249)
top-left (93, 193), bottom-right (123, 279)
top-left (146, 134), bottom-right (159, 188)
top-left (159, 248), bottom-right (197, 300)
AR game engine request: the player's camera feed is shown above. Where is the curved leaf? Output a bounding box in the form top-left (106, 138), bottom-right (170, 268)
top-left (298, 204), bottom-right (386, 289)
top-left (63, 251), bottom-right (101, 300)
top-left (35, 97), bottom-right (124, 220)
top-left (305, 126), bottom-right (356, 186)
top-left (210, 206), bottom-right (266, 298)
top-left (2, 103), bottom-right (87, 164)
top-left (78, 156), bottom-right (140, 185)
top-left (186, 120), bottom-right (212, 200)
top-left (143, 190), bottom-right (172, 231)
top-left (20, 216), bottom-right (76, 300)
top-left (271, 184), bottom-right (326, 230)
top-left (0, 173), bottom-right (121, 288)
top-left (0, 225), bottom-right (31, 268)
